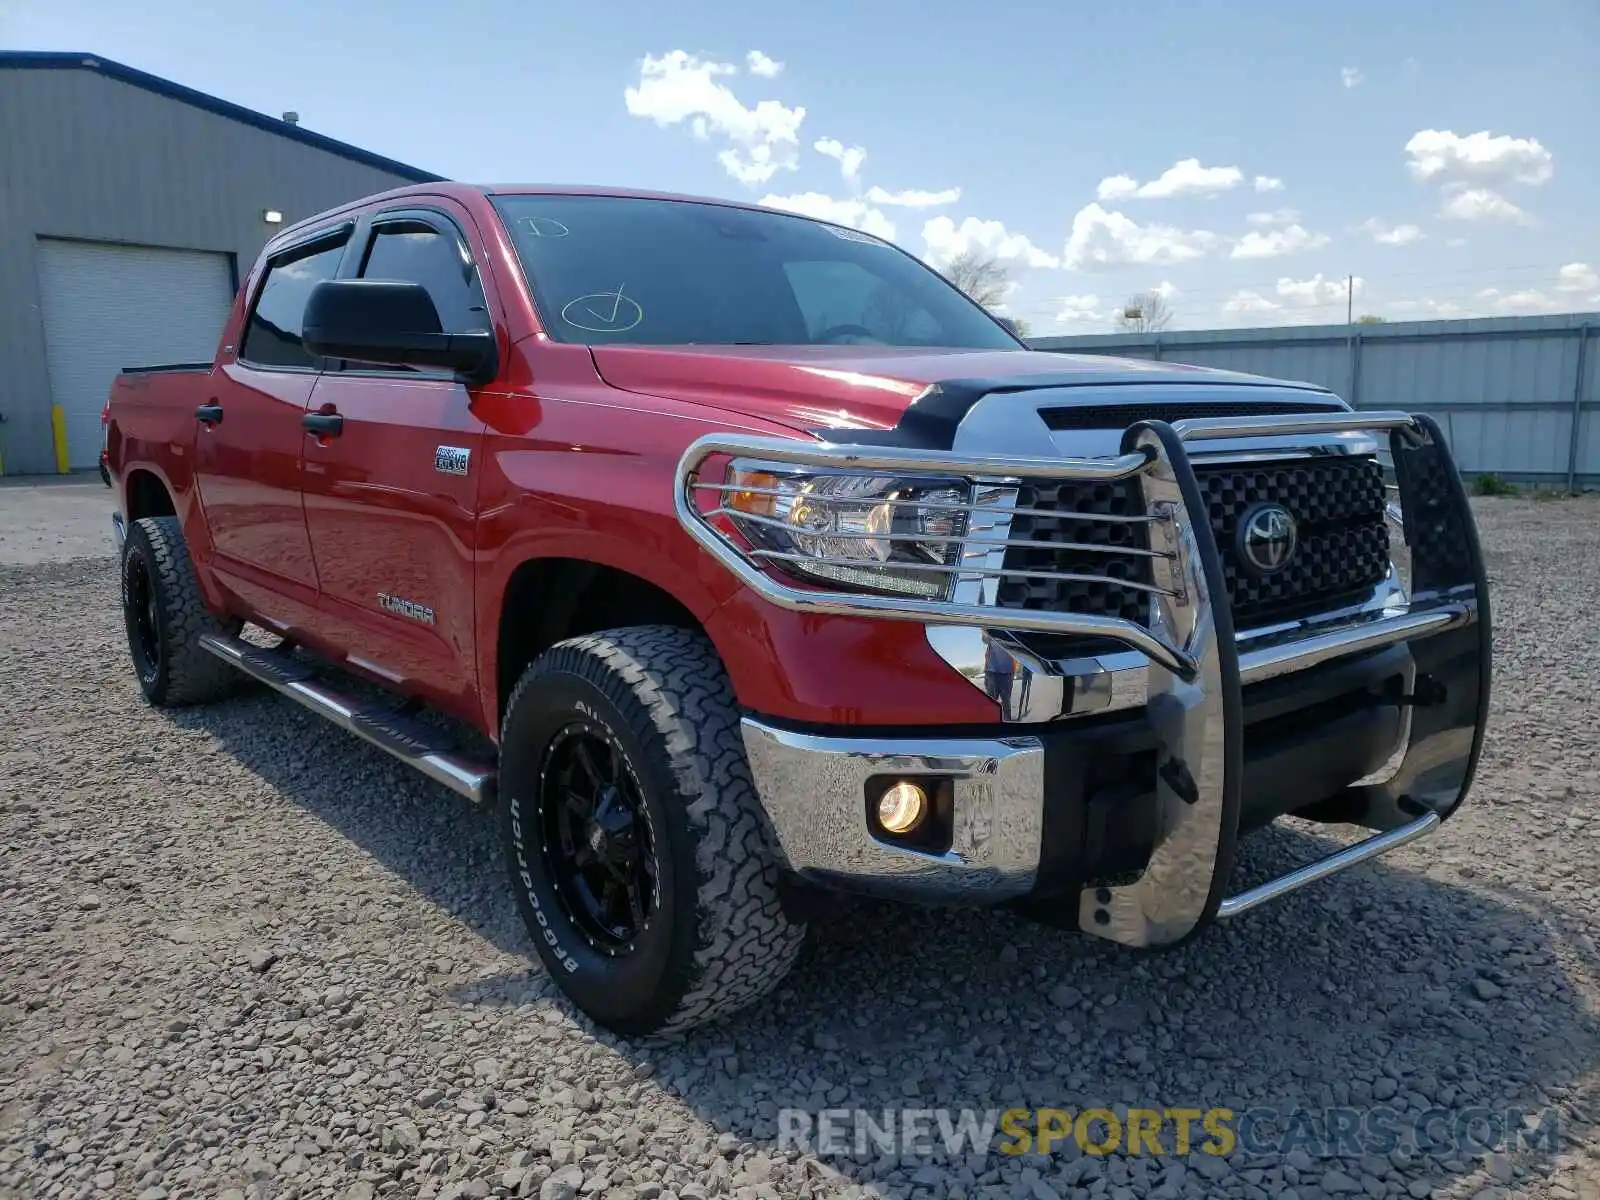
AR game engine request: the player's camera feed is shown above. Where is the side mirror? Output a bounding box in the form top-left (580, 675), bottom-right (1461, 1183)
top-left (302, 279), bottom-right (497, 385)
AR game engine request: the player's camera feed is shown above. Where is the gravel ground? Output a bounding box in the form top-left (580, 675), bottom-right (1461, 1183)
top-left (2, 491), bottom-right (1598, 1200)
top-left (0, 477), bottom-right (116, 567)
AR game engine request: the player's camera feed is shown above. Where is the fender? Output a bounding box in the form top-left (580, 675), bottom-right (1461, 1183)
top-left (110, 376), bottom-right (232, 618)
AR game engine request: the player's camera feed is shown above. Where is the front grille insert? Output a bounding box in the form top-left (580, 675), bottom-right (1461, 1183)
top-left (997, 455), bottom-right (1390, 650)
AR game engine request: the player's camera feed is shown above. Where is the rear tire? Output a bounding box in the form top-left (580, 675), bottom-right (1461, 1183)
top-left (120, 515), bottom-right (241, 707)
top-left (499, 626), bottom-right (805, 1035)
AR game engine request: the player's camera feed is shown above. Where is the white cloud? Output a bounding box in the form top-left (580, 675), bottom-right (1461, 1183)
top-left (1223, 290), bottom-right (1281, 315)
top-left (1341, 66), bottom-right (1364, 88)
top-left (1254, 175), bottom-right (1285, 193)
top-left (1556, 262), bottom-right (1600, 293)
top-left (1446, 237), bottom-right (1468, 248)
top-left (1359, 218), bottom-right (1424, 246)
top-left (1438, 184), bottom-right (1528, 224)
top-left (1223, 282), bottom-right (1371, 325)
top-left (1052, 294), bottom-right (1104, 327)
top-left (1388, 298), bottom-right (1466, 319)
top-left (1231, 224), bottom-right (1332, 260)
top-left (1150, 280), bottom-right (1178, 302)
top-left (1476, 286), bottom-right (1564, 315)
top-left (1062, 204), bottom-right (1218, 270)
top-left (625, 50), bottom-right (805, 186)
top-left (1404, 129), bottom-right (1554, 186)
top-left (1096, 175), bottom-right (1139, 201)
top-left (813, 137), bottom-right (867, 183)
top-left (1276, 273), bottom-right (1365, 306)
top-left (1390, 269), bottom-right (1598, 319)
top-left (1094, 158), bottom-right (1244, 201)
top-left (746, 50), bottom-right (783, 78)
top-left (717, 146), bottom-right (781, 186)
top-left (922, 215), bottom-right (1060, 269)
top-left (1246, 208), bottom-right (1300, 227)
top-left (759, 192), bottom-right (896, 241)
top-left (864, 185), bottom-right (961, 208)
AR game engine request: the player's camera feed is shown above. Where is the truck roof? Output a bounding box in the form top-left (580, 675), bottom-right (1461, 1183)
top-left (270, 182), bottom-right (788, 243)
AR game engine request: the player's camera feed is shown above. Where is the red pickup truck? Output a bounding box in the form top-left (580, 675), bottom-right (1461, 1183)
top-left (107, 183), bottom-right (1491, 1035)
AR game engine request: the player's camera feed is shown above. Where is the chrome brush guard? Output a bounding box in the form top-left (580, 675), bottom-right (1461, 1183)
top-left (675, 412), bottom-right (1491, 948)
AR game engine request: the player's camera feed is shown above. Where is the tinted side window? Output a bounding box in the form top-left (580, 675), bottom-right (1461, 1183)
top-left (360, 222), bottom-right (490, 335)
top-left (240, 236), bottom-right (348, 369)
top-left (783, 260), bottom-right (941, 343)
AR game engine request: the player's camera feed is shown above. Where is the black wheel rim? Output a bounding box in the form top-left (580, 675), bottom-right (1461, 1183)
top-left (125, 553), bottom-right (161, 679)
top-left (538, 723), bottom-right (658, 955)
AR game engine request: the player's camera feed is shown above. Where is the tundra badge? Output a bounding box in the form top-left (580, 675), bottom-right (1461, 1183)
top-left (434, 445), bottom-right (471, 476)
top-left (378, 593), bottom-right (436, 625)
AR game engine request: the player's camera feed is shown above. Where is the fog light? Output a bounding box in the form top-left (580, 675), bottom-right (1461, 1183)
top-left (876, 781), bottom-right (928, 835)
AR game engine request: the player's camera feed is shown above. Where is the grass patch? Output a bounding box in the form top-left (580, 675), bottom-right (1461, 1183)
top-left (1471, 473), bottom-right (1521, 497)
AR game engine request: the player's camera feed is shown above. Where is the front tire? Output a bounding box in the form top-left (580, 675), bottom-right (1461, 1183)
top-left (499, 626), bottom-right (805, 1036)
top-left (120, 515), bottom-right (241, 707)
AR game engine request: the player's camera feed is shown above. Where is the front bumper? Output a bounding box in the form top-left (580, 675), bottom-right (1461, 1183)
top-left (743, 633), bottom-right (1443, 917)
top-left (682, 412), bottom-right (1491, 948)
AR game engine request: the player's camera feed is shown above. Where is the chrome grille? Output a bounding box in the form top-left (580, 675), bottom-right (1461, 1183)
top-left (997, 455), bottom-right (1390, 635)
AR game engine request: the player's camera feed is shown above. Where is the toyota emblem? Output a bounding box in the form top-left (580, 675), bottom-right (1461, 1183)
top-left (1237, 502), bottom-right (1298, 576)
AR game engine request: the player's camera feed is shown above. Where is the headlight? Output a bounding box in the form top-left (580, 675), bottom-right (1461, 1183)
top-left (723, 460), bottom-right (970, 598)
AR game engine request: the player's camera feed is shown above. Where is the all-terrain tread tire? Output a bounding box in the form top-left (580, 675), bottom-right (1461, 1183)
top-left (122, 516), bottom-right (241, 707)
top-left (500, 625), bottom-right (805, 1035)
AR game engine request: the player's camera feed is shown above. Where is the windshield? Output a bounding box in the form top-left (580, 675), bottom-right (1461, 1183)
top-left (491, 194), bottom-right (1021, 350)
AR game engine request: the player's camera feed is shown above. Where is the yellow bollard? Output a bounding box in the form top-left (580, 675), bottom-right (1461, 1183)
top-left (51, 403), bottom-right (70, 474)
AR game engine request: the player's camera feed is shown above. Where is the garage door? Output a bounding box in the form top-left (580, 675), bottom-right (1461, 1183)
top-left (35, 238), bottom-right (235, 468)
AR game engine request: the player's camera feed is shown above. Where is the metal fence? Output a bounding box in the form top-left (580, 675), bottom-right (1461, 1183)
top-left (1030, 312), bottom-right (1599, 488)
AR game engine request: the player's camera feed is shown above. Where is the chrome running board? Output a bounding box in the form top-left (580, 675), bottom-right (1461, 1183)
top-left (197, 633), bottom-right (496, 805)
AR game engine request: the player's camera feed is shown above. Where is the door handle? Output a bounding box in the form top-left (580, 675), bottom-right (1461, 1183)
top-left (195, 403), bottom-right (224, 425)
top-left (302, 412), bottom-right (344, 437)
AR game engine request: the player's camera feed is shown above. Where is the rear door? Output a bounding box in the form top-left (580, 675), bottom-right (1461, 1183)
top-left (194, 224), bottom-right (352, 627)
top-left (298, 202), bottom-right (492, 719)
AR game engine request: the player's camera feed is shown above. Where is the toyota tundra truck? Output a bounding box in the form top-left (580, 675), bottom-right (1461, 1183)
top-left (106, 183), bottom-right (1491, 1035)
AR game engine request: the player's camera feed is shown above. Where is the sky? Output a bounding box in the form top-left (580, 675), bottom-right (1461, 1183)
top-left (5, 0), bottom-right (1598, 333)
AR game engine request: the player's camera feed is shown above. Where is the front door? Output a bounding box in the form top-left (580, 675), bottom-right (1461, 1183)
top-left (193, 225), bottom-right (352, 628)
top-left (299, 204), bottom-right (494, 721)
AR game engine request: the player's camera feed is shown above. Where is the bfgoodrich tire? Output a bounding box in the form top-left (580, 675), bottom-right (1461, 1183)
top-left (499, 626), bottom-right (805, 1036)
top-left (120, 515), bottom-right (241, 707)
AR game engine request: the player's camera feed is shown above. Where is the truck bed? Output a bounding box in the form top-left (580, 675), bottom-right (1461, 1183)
top-left (106, 363), bottom-right (215, 496)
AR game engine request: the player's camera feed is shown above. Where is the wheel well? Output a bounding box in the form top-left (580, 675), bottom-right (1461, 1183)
top-left (496, 559), bottom-right (704, 722)
top-left (125, 470), bottom-right (176, 521)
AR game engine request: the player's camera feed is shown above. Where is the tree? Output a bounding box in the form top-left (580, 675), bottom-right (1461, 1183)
top-left (942, 250), bottom-right (1010, 310)
top-left (1115, 290), bottom-right (1174, 332)
top-left (1356, 314), bottom-right (1387, 324)
top-left (939, 250), bottom-right (1029, 337)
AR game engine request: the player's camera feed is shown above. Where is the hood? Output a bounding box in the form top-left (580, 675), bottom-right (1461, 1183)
top-left (588, 344), bottom-right (1309, 435)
